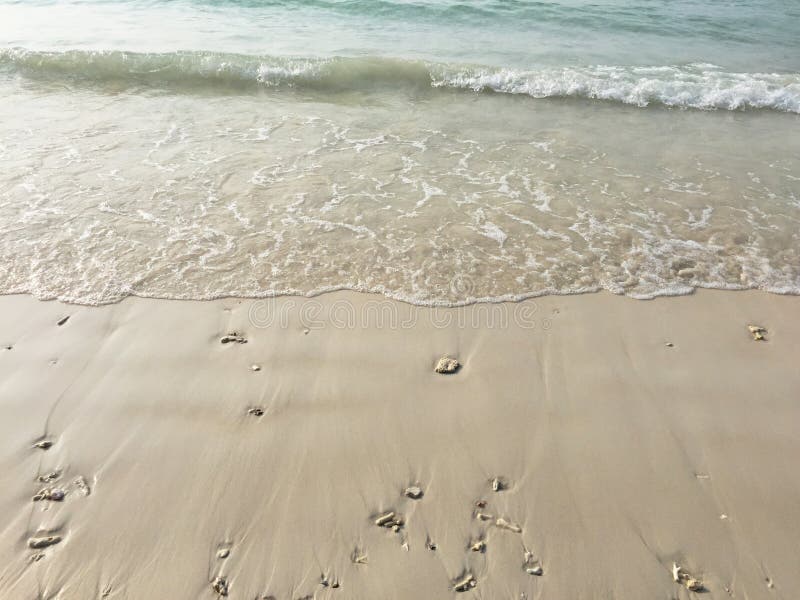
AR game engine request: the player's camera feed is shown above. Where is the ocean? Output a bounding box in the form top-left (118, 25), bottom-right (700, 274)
top-left (1, 0), bottom-right (798, 305)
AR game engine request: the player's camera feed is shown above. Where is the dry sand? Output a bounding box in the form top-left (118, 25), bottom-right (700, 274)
top-left (0, 290), bottom-right (798, 599)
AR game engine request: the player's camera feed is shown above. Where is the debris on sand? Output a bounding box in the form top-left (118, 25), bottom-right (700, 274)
top-left (491, 477), bottom-right (508, 492)
top-left (247, 407), bottom-right (264, 417)
top-left (748, 325), bottom-right (767, 341)
top-left (453, 573), bottom-right (477, 592)
top-left (57, 316), bottom-right (70, 326)
top-left (37, 470), bottom-right (62, 483)
top-left (220, 333), bottom-right (247, 344)
top-left (404, 485), bottom-right (423, 500)
top-left (524, 551), bottom-right (543, 576)
top-left (672, 563), bottom-right (704, 592)
top-left (374, 511), bottom-right (404, 530)
top-left (495, 517), bottom-right (522, 533)
top-left (28, 535), bottom-right (62, 549)
top-left (469, 539), bottom-right (486, 553)
top-left (34, 440), bottom-right (53, 450)
top-left (351, 547), bottom-right (368, 564)
top-left (73, 476), bottom-right (91, 496)
top-left (434, 356), bottom-right (460, 374)
top-left (32, 488), bottom-right (65, 502)
top-left (212, 575), bottom-right (229, 596)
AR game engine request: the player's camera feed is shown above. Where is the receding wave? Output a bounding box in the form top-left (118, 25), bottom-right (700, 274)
top-left (2, 48), bottom-right (800, 112)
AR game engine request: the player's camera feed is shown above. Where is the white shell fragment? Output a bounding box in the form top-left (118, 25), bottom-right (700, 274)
top-left (672, 563), bottom-right (704, 592)
top-left (496, 517), bottom-right (522, 533)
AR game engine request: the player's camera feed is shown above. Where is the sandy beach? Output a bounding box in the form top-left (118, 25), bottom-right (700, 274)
top-left (0, 289), bottom-right (798, 599)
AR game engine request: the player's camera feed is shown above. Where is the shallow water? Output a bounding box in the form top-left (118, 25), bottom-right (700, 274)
top-left (0, 0), bottom-right (798, 305)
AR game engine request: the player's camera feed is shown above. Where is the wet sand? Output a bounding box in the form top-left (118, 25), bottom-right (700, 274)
top-left (0, 289), bottom-right (798, 599)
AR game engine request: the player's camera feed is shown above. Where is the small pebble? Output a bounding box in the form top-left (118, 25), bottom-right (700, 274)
top-left (404, 485), bottom-right (423, 500)
top-left (211, 575), bottom-right (229, 596)
top-left (34, 440), bottom-right (53, 450)
top-left (434, 356), bottom-right (460, 374)
top-left (247, 407), bottom-right (264, 417)
top-left (217, 548), bottom-right (230, 559)
top-left (250, 364), bottom-right (261, 372)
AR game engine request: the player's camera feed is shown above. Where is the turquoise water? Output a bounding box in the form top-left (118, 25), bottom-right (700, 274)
top-left (0, 0), bottom-right (798, 304)
top-left (2, 0), bottom-right (800, 110)
top-left (3, 0), bottom-right (800, 71)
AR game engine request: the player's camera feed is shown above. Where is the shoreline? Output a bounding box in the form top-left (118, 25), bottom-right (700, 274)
top-left (1, 288), bottom-right (798, 598)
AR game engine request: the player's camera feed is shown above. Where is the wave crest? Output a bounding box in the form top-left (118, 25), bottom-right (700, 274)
top-left (2, 48), bottom-right (799, 112)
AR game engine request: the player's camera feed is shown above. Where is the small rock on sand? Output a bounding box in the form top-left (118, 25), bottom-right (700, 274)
top-left (212, 575), bottom-right (229, 596)
top-left (453, 573), bottom-right (477, 592)
top-left (247, 407), bottom-right (264, 417)
top-left (434, 356), bottom-right (460, 374)
top-left (33, 440), bottom-right (53, 450)
top-left (250, 364), bottom-right (261, 371)
top-left (404, 485), bottom-right (423, 499)
top-left (220, 333), bottom-right (247, 344)
top-left (469, 539), bottom-right (486, 553)
top-left (28, 535), bottom-right (62, 549)
top-left (217, 548), bottom-right (230, 559)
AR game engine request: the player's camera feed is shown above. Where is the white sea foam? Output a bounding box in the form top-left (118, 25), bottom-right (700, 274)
top-left (2, 49), bottom-right (800, 113)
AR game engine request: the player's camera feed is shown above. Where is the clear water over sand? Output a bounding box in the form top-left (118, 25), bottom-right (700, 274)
top-left (0, 0), bottom-right (798, 304)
